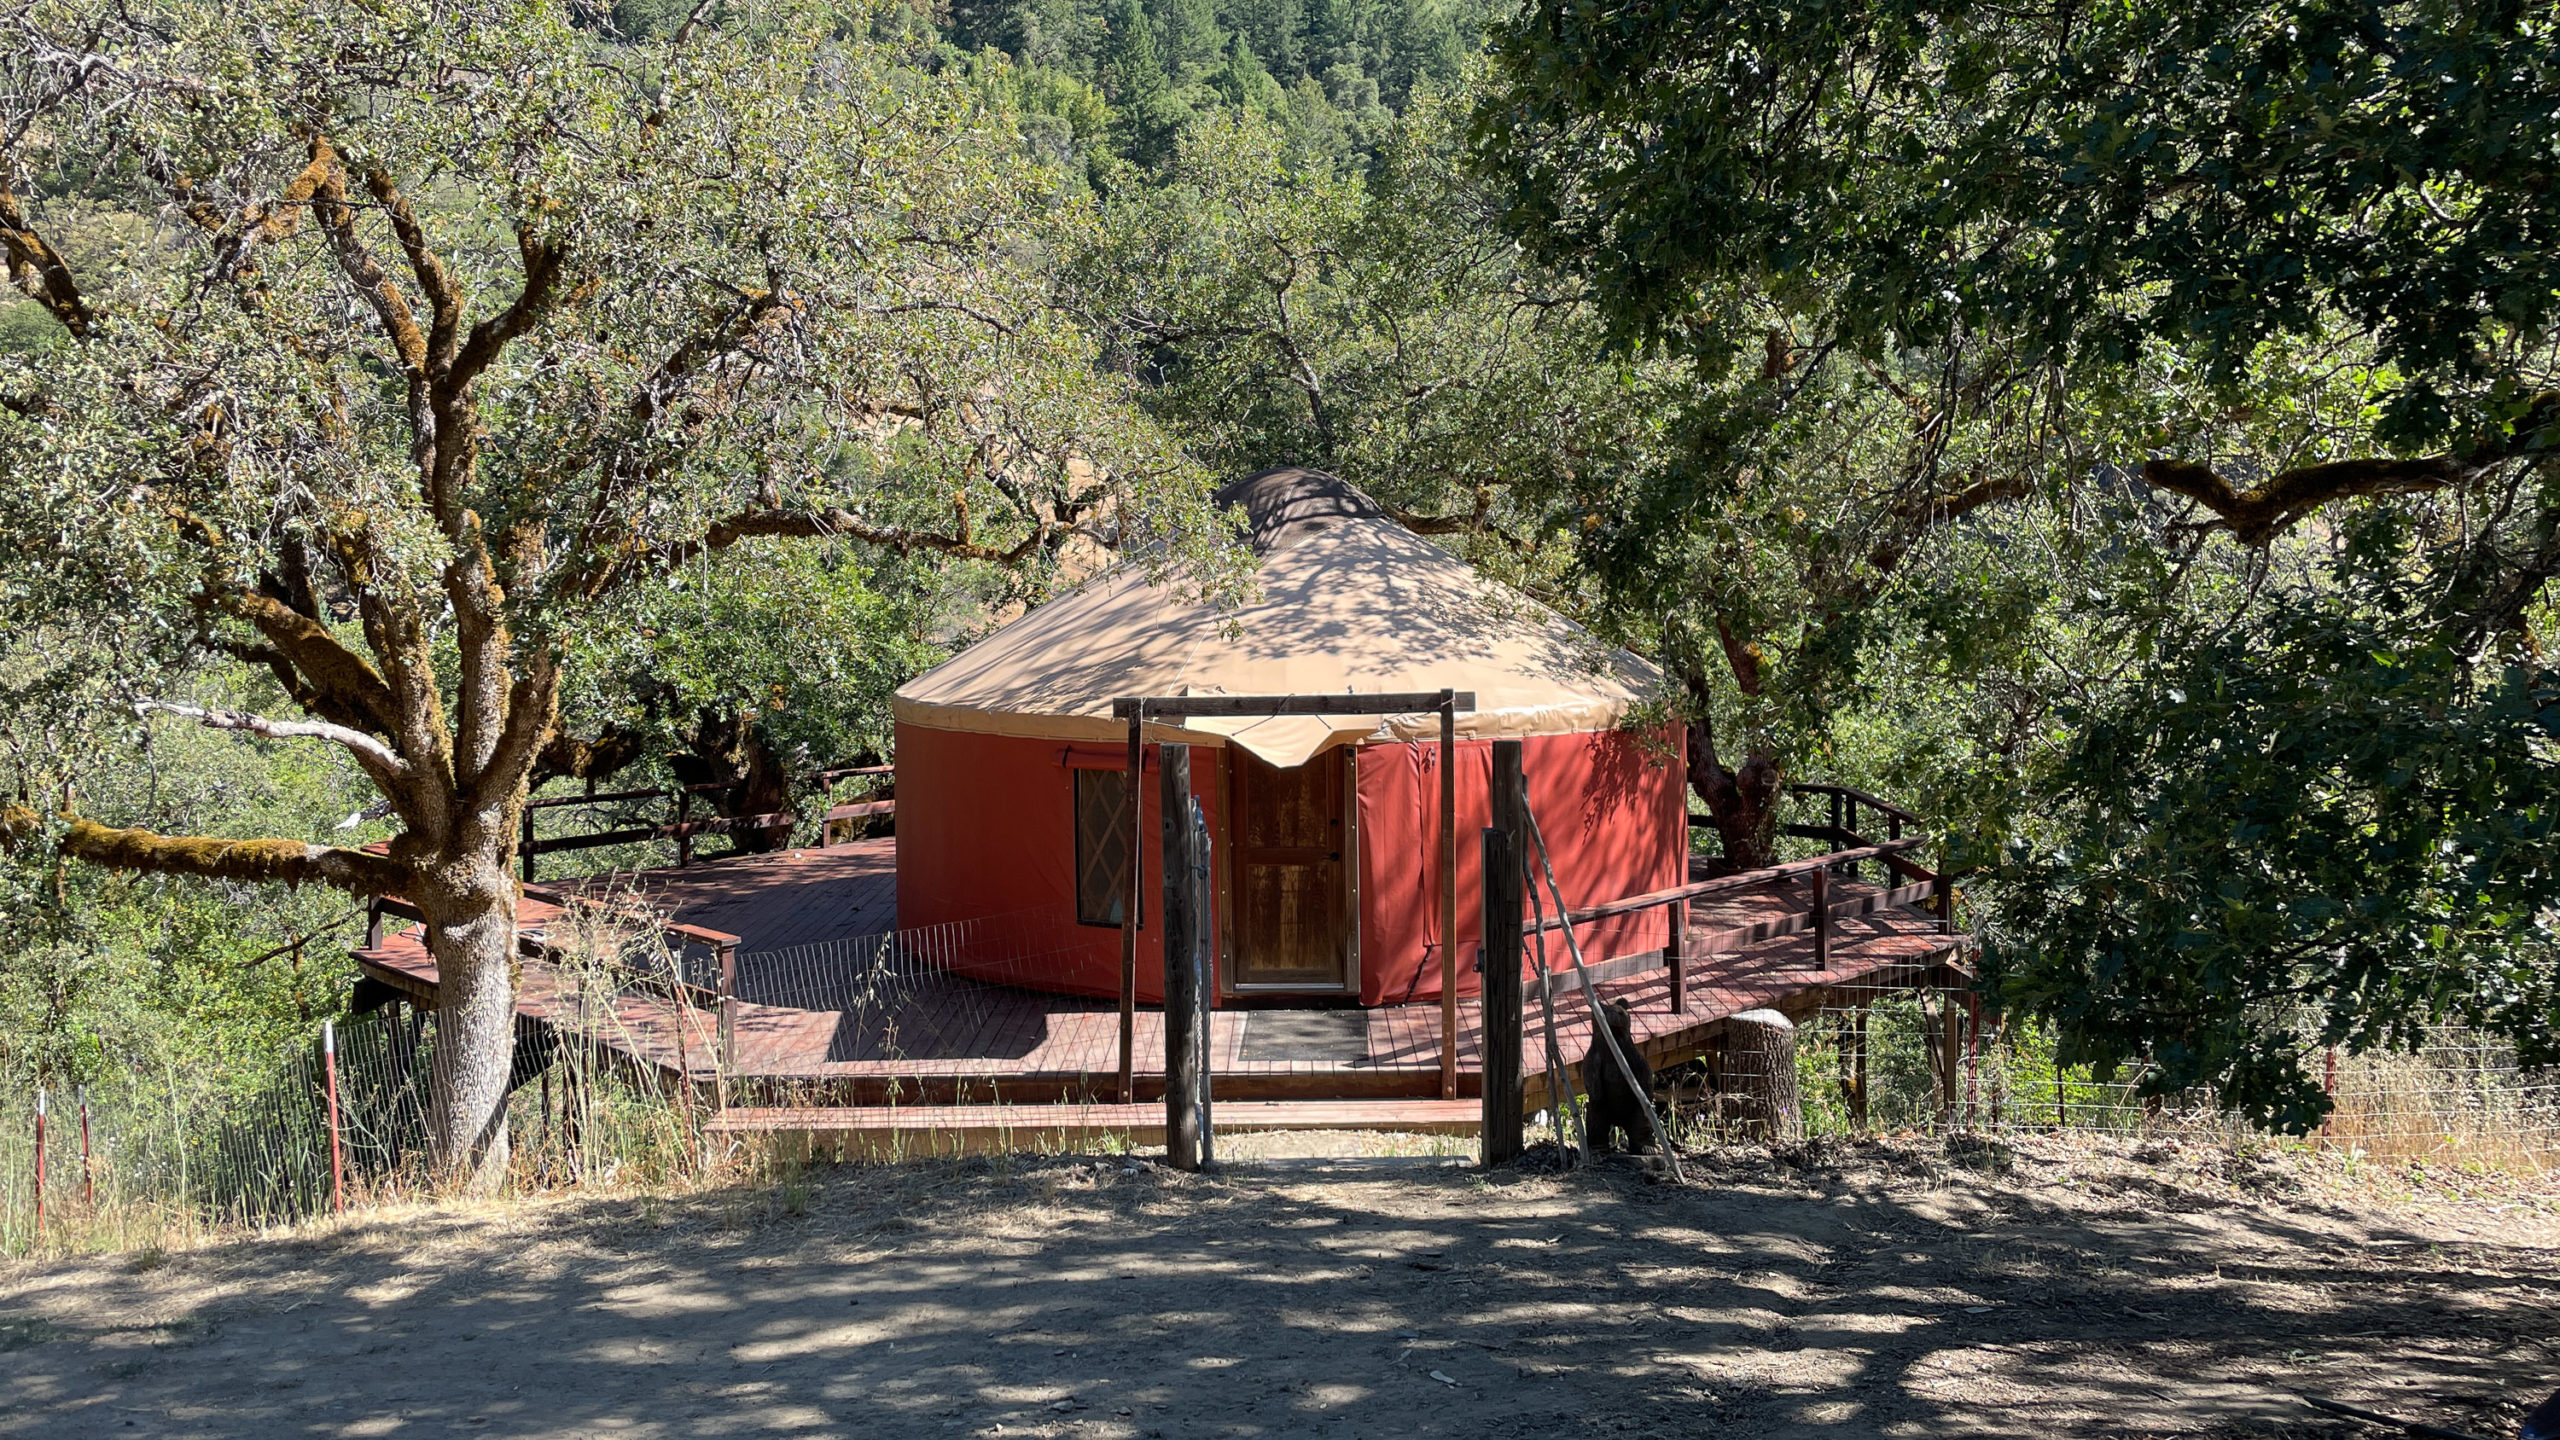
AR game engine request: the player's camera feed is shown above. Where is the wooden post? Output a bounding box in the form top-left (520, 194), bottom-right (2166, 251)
top-left (1727, 1009), bottom-right (1801, 1145)
top-left (673, 786), bottom-right (692, 868)
top-left (1480, 739), bottom-right (1526, 1167)
top-left (521, 806), bottom-right (537, 883)
top-left (717, 941), bottom-right (739, 1119)
top-left (1161, 745), bottom-right (1203, 1172)
top-left (1119, 708), bottom-right (1142, 1104)
top-left (1438, 691), bottom-right (1459, 1101)
top-left (1938, 987), bottom-right (1962, 1129)
top-left (1809, 865), bottom-right (1829, 970)
top-left (1668, 893), bottom-right (1688, 1014)
top-left (1842, 795), bottom-right (1858, 880)
top-left (1934, 872), bottom-right (1954, 934)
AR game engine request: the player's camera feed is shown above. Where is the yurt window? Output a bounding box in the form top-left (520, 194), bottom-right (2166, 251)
top-left (1074, 769), bottom-right (1132, 927)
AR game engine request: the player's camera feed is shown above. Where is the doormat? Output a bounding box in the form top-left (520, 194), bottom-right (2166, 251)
top-left (1237, 1010), bottom-right (1374, 1066)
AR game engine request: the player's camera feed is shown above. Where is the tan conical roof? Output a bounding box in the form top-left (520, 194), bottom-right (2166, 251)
top-left (892, 468), bottom-right (1661, 767)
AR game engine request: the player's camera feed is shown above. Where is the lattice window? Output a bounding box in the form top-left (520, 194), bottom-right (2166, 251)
top-left (1075, 769), bottom-right (1131, 927)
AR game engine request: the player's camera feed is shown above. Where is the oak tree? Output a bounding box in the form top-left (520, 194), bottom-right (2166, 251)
top-left (0, 0), bottom-right (1232, 1187)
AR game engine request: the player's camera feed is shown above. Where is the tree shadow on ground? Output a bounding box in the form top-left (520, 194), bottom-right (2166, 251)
top-left (0, 1133), bottom-right (2550, 1440)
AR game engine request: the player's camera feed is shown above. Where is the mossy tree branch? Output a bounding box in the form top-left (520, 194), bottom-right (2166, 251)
top-left (1, 804), bottom-right (413, 898)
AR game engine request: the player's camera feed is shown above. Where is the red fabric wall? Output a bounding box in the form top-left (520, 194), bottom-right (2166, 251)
top-left (1351, 728), bottom-right (1685, 1005)
top-left (896, 721), bottom-right (1685, 1008)
top-left (894, 722), bottom-right (1219, 1004)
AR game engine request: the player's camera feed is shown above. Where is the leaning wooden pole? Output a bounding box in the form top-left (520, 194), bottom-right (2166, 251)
top-left (1479, 739), bottom-right (1526, 1166)
top-left (1119, 707), bottom-right (1142, 1104)
top-left (1438, 691), bottom-right (1459, 1101)
top-left (1521, 798), bottom-right (1686, 1182)
top-left (1524, 857), bottom-right (1581, 1158)
top-left (1161, 744), bottom-right (1204, 1172)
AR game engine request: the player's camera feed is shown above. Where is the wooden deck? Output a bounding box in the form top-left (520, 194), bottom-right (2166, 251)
top-left (352, 841), bottom-right (1964, 1106)
top-left (706, 1099), bottom-right (1482, 1157)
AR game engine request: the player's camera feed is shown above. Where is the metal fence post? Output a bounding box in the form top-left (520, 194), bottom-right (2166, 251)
top-left (322, 1021), bottom-right (345, 1217)
top-left (32, 1087), bottom-right (46, 1242)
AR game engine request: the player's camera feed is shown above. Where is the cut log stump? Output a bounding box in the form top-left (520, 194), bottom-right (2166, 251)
top-left (1726, 1008), bottom-right (1802, 1145)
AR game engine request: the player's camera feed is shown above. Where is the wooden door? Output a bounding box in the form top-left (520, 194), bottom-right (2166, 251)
top-left (1230, 747), bottom-right (1349, 989)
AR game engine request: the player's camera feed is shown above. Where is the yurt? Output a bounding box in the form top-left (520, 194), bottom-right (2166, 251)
top-left (892, 468), bottom-right (1686, 1006)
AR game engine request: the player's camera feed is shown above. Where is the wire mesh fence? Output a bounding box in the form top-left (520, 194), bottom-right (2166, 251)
top-left (9, 874), bottom-right (2555, 1257)
top-left (1643, 991), bottom-right (2560, 1173)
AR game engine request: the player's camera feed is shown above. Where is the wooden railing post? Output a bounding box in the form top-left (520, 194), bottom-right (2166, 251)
top-left (1667, 890), bottom-right (1688, 1014)
top-left (1161, 744), bottom-right (1203, 1172)
top-left (673, 786), bottom-right (692, 868)
top-left (1809, 865), bottom-right (1830, 970)
top-left (1437, 690), bottom-right (1459, 1102)
top-left (1842, 795), bottom-right (1858, 881)
top-left (717, 940), bottom-right (739, 1112)
top-left (1480, 739), bottom-right (1526, 1167)
top-left (1934, 872), bottom-right (1954, 934)
top-left (1119, 708), bottom-right (1142, 1104)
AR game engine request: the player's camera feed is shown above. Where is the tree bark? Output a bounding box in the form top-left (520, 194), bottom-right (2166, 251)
top-left (1672, 652), bottom-right (1782, 870)
top-left (669, 710), bottom-right (794, 854)
top-left (413, 869), bottom-right (520, 1191)
top-left (1725, 1008), bottom-right (1802, 1145)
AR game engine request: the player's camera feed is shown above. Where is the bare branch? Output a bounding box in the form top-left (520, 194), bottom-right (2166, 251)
top-left (134, 700), bottom-right (412, 780)
top-left (2143, 395), bottom-right (2560, 546)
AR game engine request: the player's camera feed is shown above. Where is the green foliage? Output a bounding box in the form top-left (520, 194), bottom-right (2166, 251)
top-left (1075, 97), bottom-right (1678, 599)
top-left (1986, 515), bottom-right (2560, 1128)
top-left (0, 636), bottom-right (376, 1086)
top-left (946, 0), bottom-right (1484, 170)
top-left (557, 543), bottom-right (942, 787)
top-left (1472, 0), bottom-right (2560, 452)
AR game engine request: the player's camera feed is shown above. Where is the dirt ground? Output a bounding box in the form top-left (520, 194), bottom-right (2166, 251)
top-left (2, 1131), bottom-right (2555, 1440)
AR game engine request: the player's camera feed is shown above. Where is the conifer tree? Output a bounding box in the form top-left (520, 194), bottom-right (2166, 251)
top-left (1103, 0), bottom-right (1190, 163)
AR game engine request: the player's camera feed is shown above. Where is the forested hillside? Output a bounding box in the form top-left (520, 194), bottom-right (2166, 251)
top-left (620, 0), bottom-right (1481, 171)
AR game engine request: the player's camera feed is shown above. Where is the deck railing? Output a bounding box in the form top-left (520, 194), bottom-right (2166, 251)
top-left (517, 762), bottom-right (893, 879)
top-left (362, 885), bottom-right (746, 1079)
top-left (1538, 783), bottom-right (1952, 1012)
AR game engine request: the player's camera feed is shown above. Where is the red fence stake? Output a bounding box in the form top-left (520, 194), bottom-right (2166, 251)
top-left (78, 1086), bottom-right (92, 1208)
top-left (32, 1088), bottom-right (46, 1242)
top-left (322, 1021), bottom-right (345, 1217)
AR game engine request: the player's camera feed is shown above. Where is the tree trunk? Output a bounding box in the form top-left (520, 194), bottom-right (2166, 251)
top-left (1689, 721), bottom-right (1782, 871)
top-left (672, 710), bottom-right (794, 854)
top-left (416, 870), bottom-right (520, 1194)
top-left (1725, 1008), bottom-right (1802, 1145)
top-left (1671, 647), bottom-right (1783, 871)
